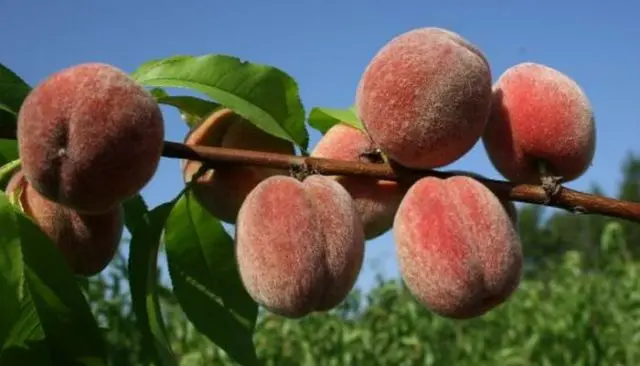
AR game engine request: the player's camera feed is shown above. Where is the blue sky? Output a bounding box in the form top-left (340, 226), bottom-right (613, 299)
top-left (2, 1), bottom-right (639, 293)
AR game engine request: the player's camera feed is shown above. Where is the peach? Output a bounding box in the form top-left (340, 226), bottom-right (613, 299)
top-left (482, 62), bottom-right (596, 184)
top-left (17, 63), bottom-right (164, 214)
top-left (394, 175), bottom-right (523, 319)
top-left (446, 170), bottom-right (518, 224)
top-left (182, 108), bottom-right (295, 223)
top-left (311, 123), bottom-right (404, 239)
top-left (6, 170), bottom-right (123, 276)
top-left (235, 175), bottom-right (365, 318)
top-left (355, 27), bottom-right (493, 169)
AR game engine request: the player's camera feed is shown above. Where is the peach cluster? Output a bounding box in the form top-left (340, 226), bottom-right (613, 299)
top-left (6, 25), bottom-right (596, 320)
top-left (223, 26), bottom-right (595, 319)
top-left (9, 63), bottom-right (164, 276)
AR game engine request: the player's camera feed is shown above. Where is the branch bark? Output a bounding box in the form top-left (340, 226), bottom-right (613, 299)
top-left (162, 141), bottom-right (640, 224)
top-left (2, 126), bottom-right (639, 223)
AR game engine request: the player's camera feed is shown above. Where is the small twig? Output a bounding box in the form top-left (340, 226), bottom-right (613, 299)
top-left (2, 128), bottom-right (639, 223)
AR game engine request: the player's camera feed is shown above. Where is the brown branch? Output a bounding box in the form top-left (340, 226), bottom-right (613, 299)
top-left (2, 127), bottom-right (639, 223)
top-left (163, 141), bottom-right (640, 224)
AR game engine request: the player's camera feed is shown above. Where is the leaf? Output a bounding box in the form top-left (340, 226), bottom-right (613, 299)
top-left (0, 140), bottom-right (18, 167)
top-left (122, 194), bottom-right (149, 233)
top-left (164, 191), bottom-right (259, 365)
top-left (0, 290), bottom-right (52, 366)
top-left (307, 106), bottom-right (364, 134)
top-left (0, 159), bottom-right (20, 191)
top-left (132, 54), bottom-right (308, 150)
top-left (131, 55), bottom-right (193, 80)
top-left (0, 106), bottom-right (15, 117)
top-left (15, 207), bottom-right (107, 365)
top-left (150, 88), bottom-right (220, 128)
top-left (0, 194), bottom-right (24, 345)
top-left (128, 201), bottom-right (178, 366)
top-left (0, 110), bottom-right (16, 129)
top-left (149, 88), bottom-right (169, 99)
top-left (0, 63), bottom-right (31, 123)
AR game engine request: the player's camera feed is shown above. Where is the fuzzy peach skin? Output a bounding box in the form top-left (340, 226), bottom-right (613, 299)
top-left (355, 27), bottom-right (493, 169)
top-left (482, 62), bottom-right (596, 184)
top-left (17, 63), bottom-right (164, 214)
top-left (446, 170), bottom-right (518, 225)
top-left (393, 176), bottom-right (523, 319)
top-left (311, 123), bottom-right (404, 239)
top-left (6, 170), bottom-right (123, 277)
top-left (182, 108), bottom-right (295, 223)
top-left (235, 175), bottom-right (365, 318)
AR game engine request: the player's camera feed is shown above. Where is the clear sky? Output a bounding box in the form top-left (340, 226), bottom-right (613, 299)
top-left (2, 1), bottom-right (639, 292)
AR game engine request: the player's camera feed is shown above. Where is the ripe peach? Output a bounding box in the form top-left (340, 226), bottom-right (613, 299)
top-left (356, 27), bottom-right (493, 169)
top-left (235, 175), bottom-right (365, 318)
top-left (311, 123), bottom-right (404, 239)
top-left (6, 170), bottom-right (123, 276)
top-left (17, 63), bottom-right (164, 214)
top-left (182, 108), bottom-right (295, 223)
top-left (394, 176), bottom-right (523, 319)
top-left (446, 170), bottom-right (518, 224)
top-left (482, 62), bottom-right (596, 184)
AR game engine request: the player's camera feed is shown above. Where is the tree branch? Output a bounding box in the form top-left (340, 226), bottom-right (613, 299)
top-left (2, 126), bottom-right (639, 223)
top-left (166, 141), bottom-right (640, 223)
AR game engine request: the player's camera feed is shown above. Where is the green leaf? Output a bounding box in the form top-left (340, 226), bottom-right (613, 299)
top-left (150, 88), bottom-right (220, 128)
top-left (0, 106), bottom-right (15, 117)
top-left (122, 194), bottom-right (149, 234)
top-left (16, 207), bottom-right (107, 365)
top-left (132, 54), bottom-right (308, 151)
top-left (307, 106), bottom-right (364, 134)
top-left (131, 55), bottom-right (193, 80)
top-left (149, 88), bottom-right (169, 99)
top-left (0, 290), bottom-right (52, 366)
top-left (0, 63), bottom-right (31, 123)
top-left (164, 191), bottom-right (259, 366)
top-left (0, 194), bottom-right (24, 345)
top-left (0, 110), bottom-right (16, 129)
top-left (128, 201), bottom-right (178, 366)
top-left (0, 159), bottom-right (20, 191)
top-left (0, 140), bottom-right (18, 167)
